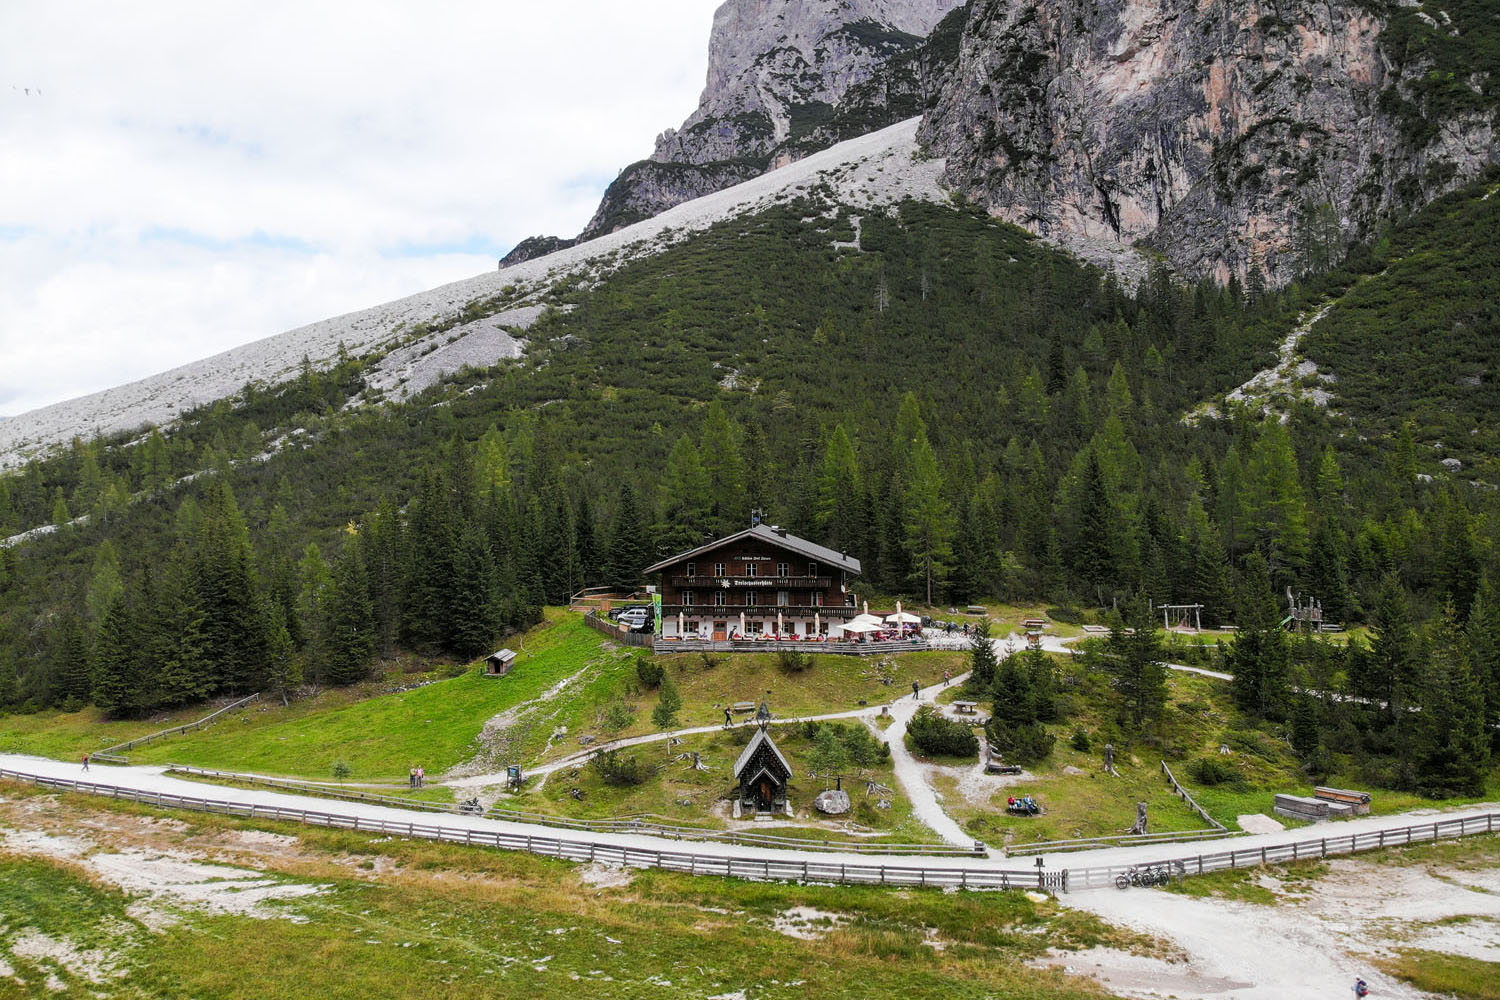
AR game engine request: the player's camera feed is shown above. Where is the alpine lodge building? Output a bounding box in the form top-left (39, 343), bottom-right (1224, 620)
top-left (644, 522), bottom-right (862, 642)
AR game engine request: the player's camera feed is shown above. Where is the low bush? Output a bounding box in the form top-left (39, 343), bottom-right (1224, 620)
top-left (590, 749), bottom-right (652, 786)
top-left (985, 718), bottom-right (1056, 765)
top-left (635, 656), bottom-right (665, 690)
top-left (777, 649), bottom-right (814, 674)
top-left (908, 706), bottom-right (978, 758)
top-left (1070, 728), bottom-right (1091, 752)
top-left (1186, 756), bottom-right (1246, 788)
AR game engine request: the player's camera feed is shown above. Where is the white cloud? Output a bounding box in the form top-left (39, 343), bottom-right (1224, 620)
top-left (0, 0), bottom-right (715, 414)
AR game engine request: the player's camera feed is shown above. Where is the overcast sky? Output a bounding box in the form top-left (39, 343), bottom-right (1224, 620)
top-left (0, 1), bottom-right (715, 416)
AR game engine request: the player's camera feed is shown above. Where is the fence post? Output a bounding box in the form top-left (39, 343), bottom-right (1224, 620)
top-left (1320, 838), bottom-right (1326, 858)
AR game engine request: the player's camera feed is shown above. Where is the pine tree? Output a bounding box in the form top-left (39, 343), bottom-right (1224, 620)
top-left (1362, 575), bottom-right (1421, 722)
top-left (322, 535), bottom-right (378, 684)
top-left (447, 523), bottom-right (500, 660)
top-left (91, 593), bottom-right (151, 717)
top-left (815, 424), bottom-right (862, 554)
top-left (1244, 419), bottom-right (1309, 581)
top-left (152, 548), bottom-right (212, 707)
top-left (1075, 450), bottom-right (1116, 605)
top-left (700, 402), bottom-right (746, 535)
top-left (655, 435), bottom-right (714, 556)
top-left (1412, 607), bottom-right (1490, 797)
top-left (1106, 596), bottom-right (1167, 730)
top-left (606, 484), bottom-right (650, 592)
top-left (901, 426), bottom-right (954, 605)
top-left (1227, 552), bottom-right (1290, 720)
top-left (652, 674), bottom-right (682, 729)
top-left (1466, 574), bottom-right (1500, 747)
top-left (967, 619), bottom-right (999, 689)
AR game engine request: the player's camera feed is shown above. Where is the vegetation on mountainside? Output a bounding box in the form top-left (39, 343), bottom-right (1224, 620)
top-left (0, 177), bottom-right (1497, 808)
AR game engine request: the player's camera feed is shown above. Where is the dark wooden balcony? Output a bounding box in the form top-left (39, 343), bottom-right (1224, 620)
top-left (661, 603), bottom-right (859, 619)
top-left (669, 575), bottom-right (832, 589)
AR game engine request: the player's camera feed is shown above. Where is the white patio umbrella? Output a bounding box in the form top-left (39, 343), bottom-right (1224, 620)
top-left (678, 612), bottom-right (685, 636)
top-left (776, 610), bottom-right (783, 636)
top-left (863, 600), bottom-right (870, 615)
top-left (739, 612), bottom-right (746, 636)
top-left (843, 620), bottom-right (880, 633)
top-left (814, 611), bottom-right (821, 634)
top-left (852, 613), bottom-right (883, 626)
top-left (885, 612), bottom-right (922, 624)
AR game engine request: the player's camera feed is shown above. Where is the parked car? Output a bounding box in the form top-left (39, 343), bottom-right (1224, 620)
top-left (616, 607), bottom-right (652, 630)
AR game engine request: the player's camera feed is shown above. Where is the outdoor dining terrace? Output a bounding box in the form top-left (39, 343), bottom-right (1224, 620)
top-left (652, 635), bottom-right (932, 656)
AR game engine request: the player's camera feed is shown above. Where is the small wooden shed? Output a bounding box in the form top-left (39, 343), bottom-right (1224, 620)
top-left (485, 649), bottom-right (518, 677)
top-left (734, 725), bottom-right (793, 815)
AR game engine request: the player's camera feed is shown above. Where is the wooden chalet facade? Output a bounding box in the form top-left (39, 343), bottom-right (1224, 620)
top-left (643, 523), bottom-right (861, 641)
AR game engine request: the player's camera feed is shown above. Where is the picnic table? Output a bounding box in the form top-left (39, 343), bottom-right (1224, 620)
top-left (953, 701), bottom-right (978, 715)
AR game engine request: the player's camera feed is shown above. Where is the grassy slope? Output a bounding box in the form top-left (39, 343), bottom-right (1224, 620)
top-left (126, 612), bottom-right (623, 781)
top-left (525, 725), bottom-right (935, 843)
top-left (0, 782), bottom-right (1131, 1000)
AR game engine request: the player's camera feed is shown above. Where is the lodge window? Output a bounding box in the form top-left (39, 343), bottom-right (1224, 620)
top-left (811, 592), bottom-right (823, 607)
top-left (714, 592), bottom-right (727, 607)
top-left (714, 562), bottom-right (726, 577)
top-left (688, 620), bottom-right (700, 634)
top-left (776, 591), bottom-right (789, 607)
top-left (845, 594), bottom-right (856, 607)
top-left (776, 562), bottom-right (789, 577)
top-left (683, 591), bottom-right (696, 606)
top-left (808, 562), bottom-right (818, 577)
top-left (748, 621), bottom-right (763, 635)
top-left (685, 562), bottom-right (696, 578)
top-left (745, 562), bottom-right (758, 577)
top-left (746, 592), bottom-right (758, 607)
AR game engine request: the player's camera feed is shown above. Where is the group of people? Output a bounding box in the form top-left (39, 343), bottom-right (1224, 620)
top-left (408, 765), bottom-right (426, 789)
top-left (1006, 794), bottom-right (1040, 816)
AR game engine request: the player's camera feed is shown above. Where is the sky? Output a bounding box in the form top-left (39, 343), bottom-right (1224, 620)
top-left (0, 0), bottom-right (716, 417)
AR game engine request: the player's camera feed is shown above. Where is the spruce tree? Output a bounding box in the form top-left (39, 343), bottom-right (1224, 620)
top-left (815, 424), bottom-right (862, 554)
top-left (1412, 608), bottom-right (1490, 797)
top-left (901, 426), bottom-right (954, 604)
top-left (447, 523), bottom-right (500, 660)
top-left (967, 619), bottom-right (999, 689)
top-left (655, 434), bottom-right (713, 556)
top-left (322, 535), bottom-right (378, 684)
top-left (1227, 552), bottom-right (1291, 720)
top-left (700, 402), bottom-right (746, 535)
top-left (605, 483), bottom-right (649, 591)
top-left (1106, 596), bottom-right (1167, 730)
top-left (1465, 574), bottom-right (1500, 748)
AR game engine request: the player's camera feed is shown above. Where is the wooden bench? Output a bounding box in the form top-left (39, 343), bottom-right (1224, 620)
top-left (1315, 786), bottom-right (1372, 815)
top-left (1274, 793), bottom-right (1352, 821)
top-left (1021, 618), bottom-right (1049, 629)
top-left (730, 701), bottom-right (757, 714)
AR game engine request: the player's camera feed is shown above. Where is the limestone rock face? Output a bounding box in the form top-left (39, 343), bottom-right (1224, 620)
top-left (576, 0), bottom-right (965, 239)
top-left (814, 788), bottom-right (852, 814)
top-left (919, 0), bottom-right (1500, 283)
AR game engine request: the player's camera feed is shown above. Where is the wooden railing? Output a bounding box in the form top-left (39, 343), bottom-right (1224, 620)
top-left (655, 637), bottom-right (931, 656)
top-left (163, 764), bottom-right (981, 856)
top-left (91, 692), bottom-right (262, 764)
top-left (3, 766), bottom-right (1495, 892)
top-left (1161, 760), bottom-right (1228, 831)
top-left (582, 611), bottom-right (654, 647)
top-left (1061, 812), bottom-right (1500, 890)
top-left (0, 767), bottom-right (1007, 881)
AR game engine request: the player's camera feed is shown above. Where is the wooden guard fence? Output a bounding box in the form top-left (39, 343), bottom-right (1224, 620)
top-left (164, 764), bottom-right (983, 857)
top-left (91, 692), bottom-right (262, 764)
top-left (1, 765), bottom-right (1495, 892)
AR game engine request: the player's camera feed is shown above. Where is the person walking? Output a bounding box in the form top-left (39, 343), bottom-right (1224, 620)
top-left (1354, 978), bottom-right (1369, 998)
top-left (943, 669), bottom-right (951, 686)
top-left (723, 707), bottom-right (732, 728)
top-left (409, 766), bottom-right (417, 790)
top-left (81, 753), bottom-right (90, 772)
top-left (911, 680), bottom-right (921, 701)
top-left (416, 766), bottom-right (425, 789)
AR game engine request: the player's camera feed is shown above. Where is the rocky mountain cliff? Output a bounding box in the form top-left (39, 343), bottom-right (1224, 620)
top-left (918, 0), bottom-right (1500, 283)
top-left (503, 0), bottom-right (964, 263)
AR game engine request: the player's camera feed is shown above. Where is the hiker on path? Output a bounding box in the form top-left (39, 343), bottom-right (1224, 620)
top-left (943, 670), bottom-right (951, 686)
top-left (416, 766), bottom-right (425, 788)
top-left (409, 766), bottom-right (417, 789)
top-left (723, 707), bottom-right (732, 728)
top-left (81, 753), bottom-right (89, 771)
top-left (911, 680), bottom-right (921, 700)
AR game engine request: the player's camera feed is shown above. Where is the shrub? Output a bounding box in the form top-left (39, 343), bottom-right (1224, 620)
top-left (1070, 728), bottom-right (1091, 752)
top-left (908, 706), bottom-right (978, 758)
top-left (1046, 606), bottom-right (1083, 624)
top-left (777, 649), bottom-right (813, 674)
top-left (1186, 756), bottom-right (1246, 788)
top-left (985, 718), bottom-right (1055, 765)
top-left (601, 699), bottom-right (635, 733)
top-left (651, 675), bottom-right (682, 729)
top-left (635, 655), bottom-right (665, 690)
top-left (590, 749), bottom-right (651, 786)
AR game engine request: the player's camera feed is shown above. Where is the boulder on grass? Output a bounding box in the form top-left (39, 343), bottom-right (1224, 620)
top-left (814, 789), bottom-right (851, 815)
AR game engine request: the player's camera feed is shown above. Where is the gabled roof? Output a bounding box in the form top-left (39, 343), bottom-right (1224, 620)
top-left (488, 648), bottom-right (517, 661)
top-left (733, 726), bottom-right (794, 781)
top-left (644, 523), bottom-right (861, 576)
